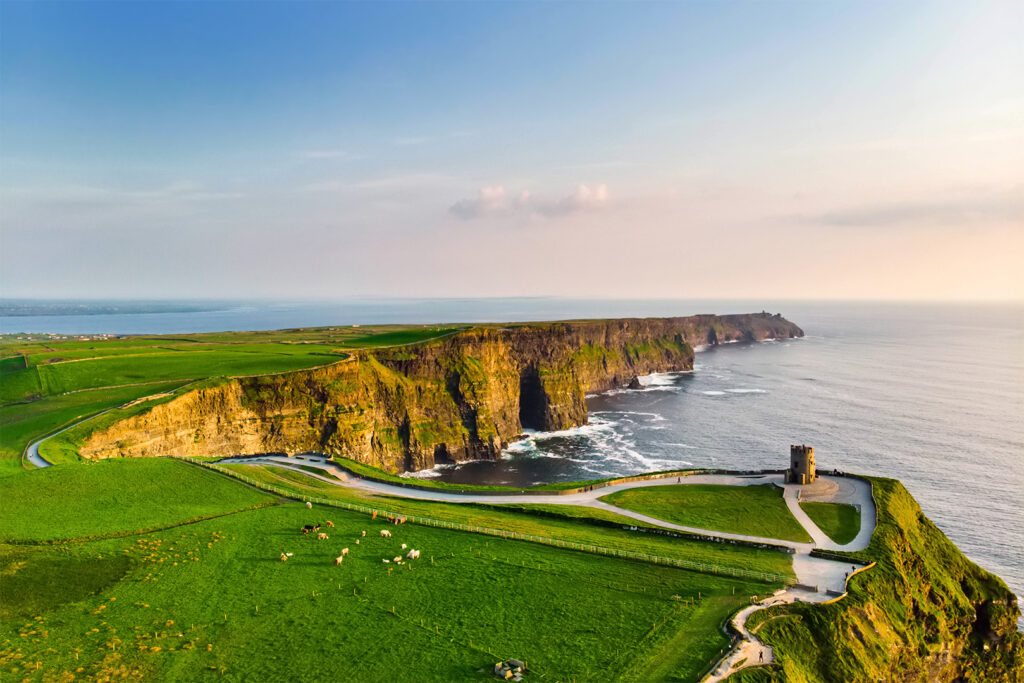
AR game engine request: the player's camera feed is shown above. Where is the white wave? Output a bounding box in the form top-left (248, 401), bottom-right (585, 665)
top-left (660, 442), bottom-right (697, 450)
top-left (727, 388), bottom-right (767, 394)
top-left (639, 372), bottom-right (684, 387)
top-left (591, 410), bottom-right (667, 422)
top-left (692, 344), bottom-right (709, 353)
top-left (402, 468), bottom-right (445, 480)
top-left (702, 390), bottom-right (727, 396)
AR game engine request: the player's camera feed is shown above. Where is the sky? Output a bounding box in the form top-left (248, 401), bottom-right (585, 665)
top-left (1, 0), bottom-right (1021, 301)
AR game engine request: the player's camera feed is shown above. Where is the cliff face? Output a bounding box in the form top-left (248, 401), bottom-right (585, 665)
top-left (79, 313), bottom-right (802, 472)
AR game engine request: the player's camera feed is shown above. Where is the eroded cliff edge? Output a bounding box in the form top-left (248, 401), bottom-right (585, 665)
top-left (79, 313), bottom-right (802, 472)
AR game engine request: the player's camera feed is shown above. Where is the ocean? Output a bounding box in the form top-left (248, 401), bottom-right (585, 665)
top-left (2, 298), bottom-right (1021, 621)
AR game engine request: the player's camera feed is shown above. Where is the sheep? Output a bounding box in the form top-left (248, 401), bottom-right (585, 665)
top-left (393, 556), bottom-right (402, 563)
top-left (406, 549), bottom-right (420, 560)
top-left (355, 540), bottom-right (360, 545)
top-left (379, 530), bottom-right (391, 538)
top-left (280, 553), bottom-right (288, 562)
top-left (306, 502), bottom-right (312, 509)
top-left (382, 558), bottom-right (390, 564)
top-left (317, 533), bottom-right (329, 540)
top-left (401, 543), bottom-right (407, 550)
top-left (361, 531), bottom-right (366, 537)
top-left (326, 520), bottom-right (335, 528)
top-left (335, 556), bottom-right (344, 566)
top-left (340, 548), bottom-right (350, 556)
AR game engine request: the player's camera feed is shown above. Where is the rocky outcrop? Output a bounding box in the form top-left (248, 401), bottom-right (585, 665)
top-left (79, 313), bottom-right (802, 472)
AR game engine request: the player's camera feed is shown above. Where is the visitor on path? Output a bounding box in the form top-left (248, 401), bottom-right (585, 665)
top-left (759, 651), bottom-right (764, 663)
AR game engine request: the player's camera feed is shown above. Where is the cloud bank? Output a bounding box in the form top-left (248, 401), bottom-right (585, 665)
top-left (449, 184), bottom-right (609, 220)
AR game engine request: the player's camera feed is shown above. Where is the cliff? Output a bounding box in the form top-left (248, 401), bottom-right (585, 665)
top-left (78, 313), bottom-right (802, 472)
top-left (737, 477), bottom-right (1023, 683)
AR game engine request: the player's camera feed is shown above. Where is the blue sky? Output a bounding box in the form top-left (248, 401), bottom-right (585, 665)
top-left (1, 1), bottom-right (1021, 300)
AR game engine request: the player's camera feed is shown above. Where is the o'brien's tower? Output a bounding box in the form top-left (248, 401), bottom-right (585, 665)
top-left (787, 444), bottom-right (816, 485)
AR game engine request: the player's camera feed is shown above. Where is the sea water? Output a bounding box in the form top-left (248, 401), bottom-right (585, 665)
top-left (3, 299), bottom-right (1021, 622)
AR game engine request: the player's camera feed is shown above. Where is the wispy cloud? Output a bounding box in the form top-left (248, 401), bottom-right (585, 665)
top-left (449, 184), bottom-right (610, 220)
top-left (803, 191), bottom-right (1023, 228)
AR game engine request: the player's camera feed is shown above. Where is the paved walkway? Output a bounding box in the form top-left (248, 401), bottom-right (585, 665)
top-left (221, 454), bottom-right (877, 680)
top-left (221, 455), bottom-right (872, 591)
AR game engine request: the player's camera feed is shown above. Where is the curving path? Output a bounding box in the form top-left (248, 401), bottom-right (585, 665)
top-left (24, 409), bottom-right (117, 469)
top-left (221, 455), bottom-right (873, 590)
top-left (221, 454), bottom-right (876, 681)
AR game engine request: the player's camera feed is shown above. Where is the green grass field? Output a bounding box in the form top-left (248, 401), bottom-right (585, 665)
top-left (600, 484), bottom-right (812, 543)
top-left (0, 501), bottom-right (762, 682)
top-left (0, 459), bottom-right (276, 542)
top-left (799, 501), bottom-right (861, 545)
top-left (222, 464), bottom-right (794, 578)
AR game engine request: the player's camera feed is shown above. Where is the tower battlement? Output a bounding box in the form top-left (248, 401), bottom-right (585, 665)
top-left (787, 444), bottom-right (816, 485)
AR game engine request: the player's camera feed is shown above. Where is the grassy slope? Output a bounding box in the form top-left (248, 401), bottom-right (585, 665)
top-left (742, 477), bottom-right (1023, 682)
top-left (798, 501), bottom-right (860, 545)
top-left (222, 464), bottom-right (794, 578)
top-left (0, 502), bottom-right (762, 682)
top-left (0, 381), bottom-right (186, 476)
top-left (0, 459), bottom-right (276, 542)
top-left (601, 484), bottom-right (812, 543)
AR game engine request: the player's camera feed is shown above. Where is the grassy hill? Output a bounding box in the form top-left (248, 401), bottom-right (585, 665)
top-left (741, 477), bottom-right (1023, 682)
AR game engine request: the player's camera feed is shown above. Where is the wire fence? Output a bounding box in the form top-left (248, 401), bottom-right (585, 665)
top-left (180, 457), bottom-right (794, 586)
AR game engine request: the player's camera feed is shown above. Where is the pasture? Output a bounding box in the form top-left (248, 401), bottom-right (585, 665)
top-left (222, 463), bottom-right (795, 578)
top-left (0, 459), bottom-right (275, 542)
top-left (0, 502), bottom-right (762, 681)
top-left (600, 484), bottom-right (812, 543)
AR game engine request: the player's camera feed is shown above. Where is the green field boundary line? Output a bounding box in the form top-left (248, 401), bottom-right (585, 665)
top-left (180, 457), bottom-right (794, 586)
top-left (0, 500), bottom-right (282, 546)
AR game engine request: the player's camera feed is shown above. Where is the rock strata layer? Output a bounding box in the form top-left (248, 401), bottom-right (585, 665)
top-left (80, 313), bottom-right (802, 472)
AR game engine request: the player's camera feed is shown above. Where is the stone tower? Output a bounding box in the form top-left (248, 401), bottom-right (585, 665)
top-left (787, 444), bottom-right (815, 485)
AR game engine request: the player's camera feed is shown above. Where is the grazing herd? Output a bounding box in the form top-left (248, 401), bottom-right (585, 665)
top-left (282, 509), bottom-right (423, 570)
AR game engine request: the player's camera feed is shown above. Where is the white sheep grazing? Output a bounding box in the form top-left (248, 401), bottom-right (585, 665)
top-left (317, 532), bottom-right (329, 540)
top-left (306, 501), bottom-right (313, 509)
top-left (412, 550), bottom-right (420, 559)
top-left (280, 553), bottom-right (288, 562)
top-left (341, 548), bottom-right (350, 556)
top-left (335, 556), bottom-right (344, 566)
top-left (401, 543), bottom-right (407, 550)
top-left (380, 529), bottom-right (391, 538)
top-left (406, 549), bottom-right (415, 559)
top-left (382, 558), bottom-right (390, 564)
top-left (361, 531), bottom-right (366, 537)
top-left (393, 556), bottom-right (402, 563)
top-left (355, 540), bottom-right (360, 545)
